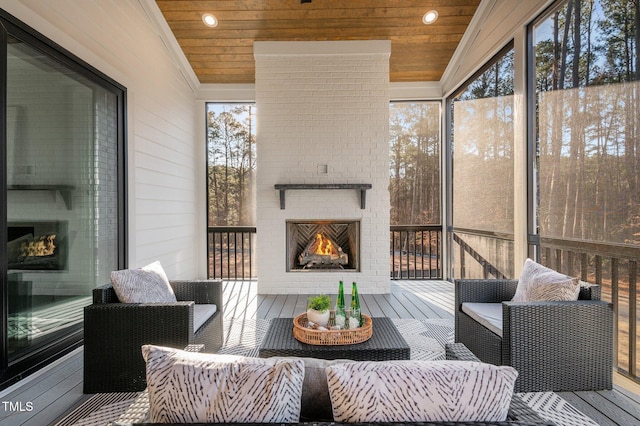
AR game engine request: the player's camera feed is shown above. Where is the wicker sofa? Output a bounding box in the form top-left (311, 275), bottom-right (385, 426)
top-left (455, 279), bottom-right (613, 392)
top-left (84, 279), bottom-right (224, 393)
top-left (112, 343), bottom-right (553, 426)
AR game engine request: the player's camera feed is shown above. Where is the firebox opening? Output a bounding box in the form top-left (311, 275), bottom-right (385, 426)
top-left (7, 221), bottom-right (68, 270)
top-left (286, 220), bottom-right (360, 272)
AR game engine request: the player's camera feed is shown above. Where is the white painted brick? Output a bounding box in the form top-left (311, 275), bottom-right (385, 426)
top-left (255, 42), bottom-right (390, 295)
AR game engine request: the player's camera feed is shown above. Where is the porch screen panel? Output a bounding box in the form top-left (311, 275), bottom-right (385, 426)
top-left (206, 103), bottom-right (257, 280)
top-left (449, 47), bottom-right (515, 279)
top-left (389, 101), bottom-right (441, 279)
top-left (532, 0), bottom-right (639, 380)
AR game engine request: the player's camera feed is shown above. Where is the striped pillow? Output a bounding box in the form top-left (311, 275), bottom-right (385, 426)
top-left (110, 261), bottom-right (176, 303)
top-left (142, 345), bottom-right (304, 423)
top-left (512, 258), bottom-right (580, 302)
top-left (326, 360), bottom-right (517, 422)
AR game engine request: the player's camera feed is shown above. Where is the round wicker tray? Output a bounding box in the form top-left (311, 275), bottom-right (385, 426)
top-left (292, 311), bottom-right (372, 345)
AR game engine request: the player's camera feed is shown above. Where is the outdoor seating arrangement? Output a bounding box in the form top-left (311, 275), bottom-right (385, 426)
top-left (111, 343), bottom-right (552, 425)
top-left (455, 262), bottom-right (614, 392)
top-left (83, 278), bottom-right (223, 393)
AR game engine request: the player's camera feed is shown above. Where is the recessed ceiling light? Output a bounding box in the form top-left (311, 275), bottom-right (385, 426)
top-left (202, 13), bottom-right (218, 28)
top-left (422, 10), bottom-right (438, 25)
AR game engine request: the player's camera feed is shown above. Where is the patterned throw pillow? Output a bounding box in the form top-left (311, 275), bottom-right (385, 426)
top-left (326, 360), bottom-right (518, 423)
top-left (110, 261), bottom-right (176, 303)
top-left (512, 258), bottom-right (580, 302)
top-left (142, 345), bottom-right (304, 423)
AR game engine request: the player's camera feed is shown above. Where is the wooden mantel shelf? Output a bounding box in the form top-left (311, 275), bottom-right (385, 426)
top-left (274, 183), bottom-right (372, 209)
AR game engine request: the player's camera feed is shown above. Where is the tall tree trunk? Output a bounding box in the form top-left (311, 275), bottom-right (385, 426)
top-left (563, 0), bottom-right (581, 238)
top-left (548, 5), bottom-right (573, 236)
top-left (634, 0), bottom-right (640, 210)
top-left (394, 135), bottom-right (402, 224)
top-left (223, 122), bottom-right (230, 225)
top-left (247, 106), bottom-right (254, 225)
top-left (635, 0), bottom-right (640, 82)
top-left (623, 2), bottom-right (638, 199)
top-left (585, 0), bottom-right (594, 85)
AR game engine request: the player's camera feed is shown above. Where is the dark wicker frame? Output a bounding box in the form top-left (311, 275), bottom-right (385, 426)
top-left (455, 279), bottom-right (613, 392)
top-left (83, 280), bottom-right (224, 393)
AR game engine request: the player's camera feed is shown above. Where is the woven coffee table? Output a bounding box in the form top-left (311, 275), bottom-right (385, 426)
top-left (258, 317), bottom-right (410, 360)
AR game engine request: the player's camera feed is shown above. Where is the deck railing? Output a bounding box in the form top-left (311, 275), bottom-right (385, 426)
top-left (208, 225), bottom-right (639, 380)
top-left (539, 237), bottom-right (640, 383)
top-left (390, 225), bottom-right (442, 279)
top-left (207, 226), bottom-right (257, 280)
top-left (207, 225), bottom-right (443, 281)
top-left (454, 230), bottom-right (640, 384)
top-left (452, 228), bottom-right (513, 279)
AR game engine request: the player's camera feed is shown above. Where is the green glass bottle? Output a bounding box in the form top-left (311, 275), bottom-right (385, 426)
top-left (335, 281), bottom-right (346, 328)
top-left (350, 282), bottom-right (362, 328)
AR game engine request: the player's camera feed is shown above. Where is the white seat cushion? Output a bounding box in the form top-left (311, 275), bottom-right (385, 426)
top-left (193, 304), bottom-right (217, 332)
top-left (462, 302), bottom-right (503, 337)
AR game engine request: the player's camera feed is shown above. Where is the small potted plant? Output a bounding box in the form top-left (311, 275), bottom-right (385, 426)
top-left (306, 294), bottom-right (332, 326)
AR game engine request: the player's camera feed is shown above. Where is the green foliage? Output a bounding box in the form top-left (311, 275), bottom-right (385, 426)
top-left (389, 102), bottom-right (441, 225)
top-left (207, 104), bottom-right (256, 226)
top-left (307, 294), bottom-right (331, 312)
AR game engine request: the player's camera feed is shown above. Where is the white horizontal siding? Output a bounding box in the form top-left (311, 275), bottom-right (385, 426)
top-left (2, 0), bottom-right (204, 279)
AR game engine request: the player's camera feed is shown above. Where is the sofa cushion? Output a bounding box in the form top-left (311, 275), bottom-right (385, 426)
top-left (326, 360), bottom-right (518, 423)
top-left (193, 304), bottom-right (217, 332)
top-left (462, 302), bottom-right (503, 337)
top-left (512, 258), bottom-right (580, 302)
top-left (142, 345), bottom-right (304, 423)
top-left (270, 357), bottom-right (350, 421)
top-left (110, 261), bottom-right (176, 303)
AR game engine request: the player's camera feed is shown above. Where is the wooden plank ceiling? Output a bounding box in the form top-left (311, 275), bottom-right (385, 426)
top-left (155, 0), bottom-right (481, 84)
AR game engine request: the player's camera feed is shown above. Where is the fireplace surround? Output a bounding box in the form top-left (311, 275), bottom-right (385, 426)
top-left (254, 40), bottom-right (390, 293)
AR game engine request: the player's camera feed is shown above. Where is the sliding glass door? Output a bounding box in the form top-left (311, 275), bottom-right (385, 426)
top-left (1, 11), bottom-right (126, 387)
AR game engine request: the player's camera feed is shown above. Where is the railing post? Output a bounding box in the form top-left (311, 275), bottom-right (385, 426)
top-left (580, 253), bottom-right (588, 281)
top-left (391, 230), bottom-right (396, 279)
top-left (630, 260), bottom-right (637, 378)
top-left (554, 248), bottom-right (562, 272)
top-left (612, 257), bottom-right (619, 368)
top-left (459, 241), bottom-right (466, 279)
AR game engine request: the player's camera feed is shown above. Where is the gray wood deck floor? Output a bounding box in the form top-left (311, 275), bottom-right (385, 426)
top-left (0, 280), bottom-right (639, 425)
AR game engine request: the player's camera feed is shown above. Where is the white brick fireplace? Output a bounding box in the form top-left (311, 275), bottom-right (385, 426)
top-left (255, 40), bottom-right (390, 294)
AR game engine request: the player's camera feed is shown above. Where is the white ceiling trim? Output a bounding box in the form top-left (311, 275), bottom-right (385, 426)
top-left (439, 0), bottom-right (498, 95)
top-left (137, 0), bottom-right (201, 94)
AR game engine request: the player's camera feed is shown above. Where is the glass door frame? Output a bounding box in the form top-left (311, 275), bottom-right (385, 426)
top-left (0, 10), bottom-right (127, 388)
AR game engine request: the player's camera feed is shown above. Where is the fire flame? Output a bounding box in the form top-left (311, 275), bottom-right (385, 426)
top-left (314, 233), bottom-right (334, 256)
top-left (20, 235), bottom-right (56, 257)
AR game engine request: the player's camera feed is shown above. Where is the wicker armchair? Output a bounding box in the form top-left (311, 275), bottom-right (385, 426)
top-left (455, 279), bottom-right (613, 392)
top-left (83, 280), bottom-right (224, 393)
